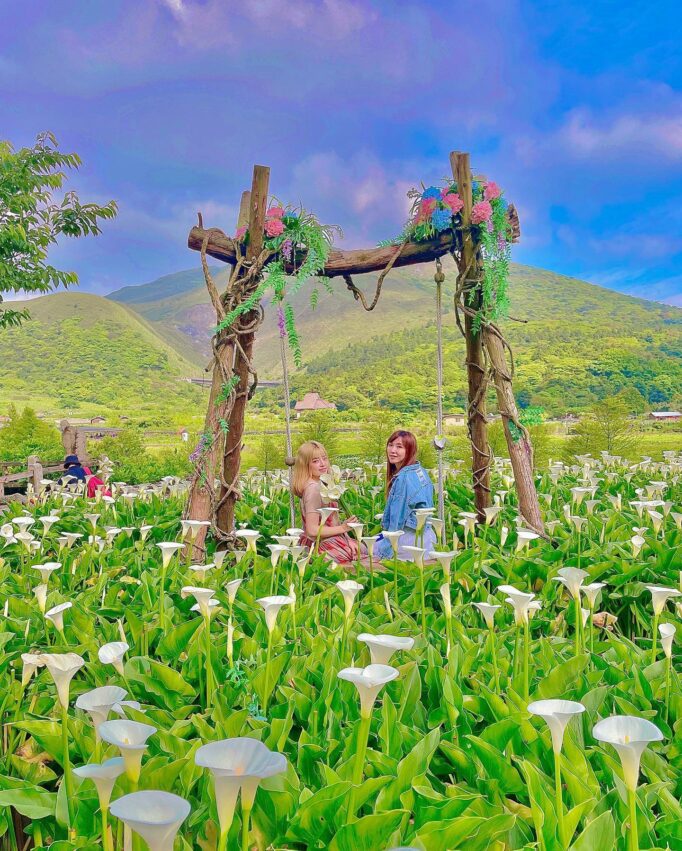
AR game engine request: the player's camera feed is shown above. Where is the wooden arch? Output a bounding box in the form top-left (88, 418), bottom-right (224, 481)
top-left (184, 150), bottom-right (543, 552)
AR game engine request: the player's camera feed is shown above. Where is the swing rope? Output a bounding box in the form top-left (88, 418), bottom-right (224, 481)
top-left (278, 305), bottom-right (296, 528)
top-left (434, 258), bottom-right (446, 542)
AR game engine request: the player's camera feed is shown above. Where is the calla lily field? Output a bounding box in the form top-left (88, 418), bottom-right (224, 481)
top-left (0, 452), bottom-right (680, 851)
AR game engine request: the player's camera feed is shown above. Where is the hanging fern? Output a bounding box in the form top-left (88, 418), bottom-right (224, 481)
top-left (283, 302), bottom-right (302, 367)
top-left (222, 200), bottom-right (340, 364)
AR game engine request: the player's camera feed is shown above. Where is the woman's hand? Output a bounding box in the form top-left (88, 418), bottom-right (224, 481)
top-left (341, 515), bottom-right (358, 531)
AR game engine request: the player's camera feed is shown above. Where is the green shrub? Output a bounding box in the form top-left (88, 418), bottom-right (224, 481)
top-left (0, 405), bottom-right (63, 465)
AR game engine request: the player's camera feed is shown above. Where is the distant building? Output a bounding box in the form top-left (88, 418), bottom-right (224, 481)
top-left (294, 392), bottom-right (337, 418)
top-left (90, 415), bottom-right (106, 425)
top-left (649, 411), bottom-right (681, 422)
top-left (179, 428), bottom-right (190, 442)
top-left (119, 415), bottom-right (130, 423)
top-left (0, 414), bottom-right (10, 428)
top-left (444, 413), bottom-right (466, 427)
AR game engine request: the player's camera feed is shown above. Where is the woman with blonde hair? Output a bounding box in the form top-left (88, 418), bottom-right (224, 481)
top-left (294, 440), bottom-right (359, 562)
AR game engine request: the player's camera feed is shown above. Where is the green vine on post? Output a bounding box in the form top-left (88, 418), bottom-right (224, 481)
top-left (215, 201), bottom-right (340, 365)
top-left (386, 178), bottom-right (513, 332)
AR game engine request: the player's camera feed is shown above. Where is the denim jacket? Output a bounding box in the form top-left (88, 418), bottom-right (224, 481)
top-left (375, 463), bottom-right (434, 558)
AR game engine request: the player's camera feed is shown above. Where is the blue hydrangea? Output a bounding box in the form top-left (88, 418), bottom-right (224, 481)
top-left (472, 180), bottom-right (480, 196)
top-left (422, 186), bottom-right (441, 200)
top-left (431, 208), bottom-right (452, 231)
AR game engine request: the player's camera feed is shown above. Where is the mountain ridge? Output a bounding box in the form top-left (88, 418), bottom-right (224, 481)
top-left (2, 263), bottom-right (680, 419)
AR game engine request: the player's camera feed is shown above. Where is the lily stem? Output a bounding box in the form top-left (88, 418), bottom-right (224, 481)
top-left (101, 806), bottom-right (112, 851)
top-left (574, 595), bottom-right (582, 656)
top-left (650, 613), bottom-right (660, 663)
top-left (241, 805), bottom-right (252, 851)
top-left (263, 631), bottom-right (273, 715)
top-left (523, 619), bottom-right (530, 700)
top-left (489, 625), bottom-right (500, 694)
top-left (628, 787), bottom-right (639, 851)
top-left (205, 613), bottom-right (214, 710)
top-left (554, 749), bottom-right (565, 848)
top-left (419, 567), bottom-right (427, 639)
top-left (61, 702), bottom-right (73, 828)
top-left (348, 713), bottom-right (371, 819)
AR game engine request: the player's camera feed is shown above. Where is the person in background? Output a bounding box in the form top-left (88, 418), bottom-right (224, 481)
top-left (59, 454), bottom-right (110, 497)
top-left (294, 440), bottom-right (360, 563)
top-left (59, 454), bottom-right (87, 485)
top-left (374, 430), bottom-right (437, 560)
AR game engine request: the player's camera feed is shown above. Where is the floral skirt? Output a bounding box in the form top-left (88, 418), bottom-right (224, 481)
top-left (300, 531), bottom-right (358, 563)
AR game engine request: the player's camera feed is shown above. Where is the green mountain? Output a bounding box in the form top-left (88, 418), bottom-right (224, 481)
top-left (3, 262), bottom-right (680, 422)
top-left (109, 261), bottom-right (682, 416)
top-left (0, 292), bottom-right (205, 421)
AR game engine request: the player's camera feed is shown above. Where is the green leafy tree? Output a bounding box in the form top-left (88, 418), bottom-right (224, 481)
top-left (94, 426), bottom-right (190, 484)
top-left (0, 405), bottom-right (63, 462)
top-left (0, 132), bottom-right (117, 327)
top-left (359, 412), bottom-right (397, 463)
top-left (297, 412), bottom-right (341, 458)
top-left (564, 395), bottom-right (636, 459)
top-left (253, 435), bottom-right (285, 474)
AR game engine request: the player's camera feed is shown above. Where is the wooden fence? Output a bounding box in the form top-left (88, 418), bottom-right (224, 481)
top-left (0, 456), bottom-right (64, 502)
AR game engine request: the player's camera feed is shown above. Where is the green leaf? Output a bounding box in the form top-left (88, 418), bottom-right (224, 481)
top-left (329, 809), bottom-right (407, 851)
top-left (466, 735), bottom-right (525, 795)
top-left (415, 813), bottom-right (516, 851)
top-left (569, 810), bottom-right (616, 850)
top-left (156, 617), bottom-right (201, 660)
top-left (376, 728), bottom-right (440, 812)
top-left (0, 777), bottom-right (56, 819)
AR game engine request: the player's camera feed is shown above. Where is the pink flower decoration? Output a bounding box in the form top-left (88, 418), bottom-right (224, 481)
top-left (483, 181), bottom-right (501, 201)
top-left (234, 226), bottom-right (247, 240)
top-left (442, 193), bottom-right (464, 215)
top-left (415, 198), bottom-right (437, 223)
top-left (471, 200), bottom-right (493, 225)
top-left (264, 218), bottom-right (285, 237)
top-left (266, 206), bottom-right (284, 219)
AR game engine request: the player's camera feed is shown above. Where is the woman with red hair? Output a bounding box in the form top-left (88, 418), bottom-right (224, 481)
top-left (374, 430), bottom-right (436, 560)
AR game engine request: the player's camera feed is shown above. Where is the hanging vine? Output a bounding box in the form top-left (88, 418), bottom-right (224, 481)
top-left (218, 202), bottom-right (341, 367)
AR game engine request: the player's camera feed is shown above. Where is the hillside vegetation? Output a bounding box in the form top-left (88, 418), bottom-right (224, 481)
top-left (112, 260), bottom-right (682, 416)
top-left (0, 292), bottom-right (204, 421)
top-left (3, 262), bottom-right (680, 421)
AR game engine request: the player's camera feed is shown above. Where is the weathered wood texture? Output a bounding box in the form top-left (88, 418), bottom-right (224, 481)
top-left (483, 329), bottom-right (545, 532)
top-left (184, 190), bottom-right (252, 555)
top-left (188, 228), bottom-right (461, 277)
top-left (452, 151), bottom-right (491, 519)
top-left (215, 166), bottom-right (270, 536)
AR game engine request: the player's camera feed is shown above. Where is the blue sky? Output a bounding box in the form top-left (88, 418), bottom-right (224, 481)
top-left (2, 0), bottom-right (682, 304)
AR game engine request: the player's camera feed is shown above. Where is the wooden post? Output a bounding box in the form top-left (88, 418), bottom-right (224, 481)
top-left (451, 151), bottom-right (491, 518)
top-left (184, 190), bottom-right (252, 556)
top-left (216, 165), bottom-right (270, 536)
top-left (483, 330), bottom-right (545, 532)
top-left (27, 455), bottom-right (43, 494)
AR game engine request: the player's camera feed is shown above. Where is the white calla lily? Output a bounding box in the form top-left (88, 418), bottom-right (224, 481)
top-left (109, 790), bottom-right (190, 851)
top-left (592, 715), bottom-right (663, 792)
top-left (357, 633), bottom-right (414, 665)
top-left (338, 663), bottom-right (399, 718)
top-left (99, 719), bottom-right (157, 783)
top-left (98, 641), bottom-right (129, 676)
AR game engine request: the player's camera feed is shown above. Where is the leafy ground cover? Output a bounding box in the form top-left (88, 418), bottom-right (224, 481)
top-left (0, 453), bottom-right (680, 850)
